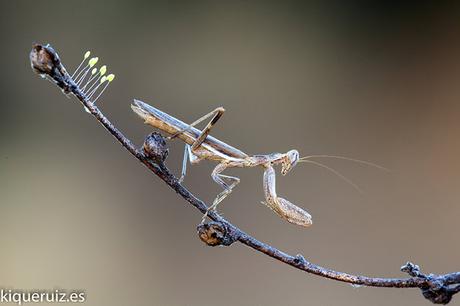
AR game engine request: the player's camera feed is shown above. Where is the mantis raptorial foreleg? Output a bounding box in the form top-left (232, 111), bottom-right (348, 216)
top-left (262, 164), bottom-right (312, 227)
top-left (201, 162), bottom-right (240, 223)
top-left (169, 107), bottom-right (225, 150)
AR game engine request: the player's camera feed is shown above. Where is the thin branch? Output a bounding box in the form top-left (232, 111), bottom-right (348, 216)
top-left (30, 43), bottom-right (460, 304)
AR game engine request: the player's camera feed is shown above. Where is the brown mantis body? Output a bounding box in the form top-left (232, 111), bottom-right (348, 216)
top-left (131, 100), bottom-right (313, 227)
top-left (29, 45), bottom-right (383, 229)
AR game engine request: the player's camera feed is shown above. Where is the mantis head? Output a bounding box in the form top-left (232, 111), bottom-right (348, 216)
top-left (281, 150), bottom-right (300, 175)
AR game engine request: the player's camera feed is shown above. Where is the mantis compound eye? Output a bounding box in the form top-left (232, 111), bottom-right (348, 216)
top-left (281, 150), bottom-right (300, 175)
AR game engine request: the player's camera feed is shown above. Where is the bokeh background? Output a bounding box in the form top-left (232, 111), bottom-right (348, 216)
top-left (1, 1), bottom-right (460, 305)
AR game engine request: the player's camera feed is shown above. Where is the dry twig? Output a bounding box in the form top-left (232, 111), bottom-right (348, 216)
top-left (29, 43), bottom-right (460, 304)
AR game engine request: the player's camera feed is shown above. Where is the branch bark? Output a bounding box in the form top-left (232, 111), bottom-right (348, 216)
top-left (30, 43), bottom-right (460, 304)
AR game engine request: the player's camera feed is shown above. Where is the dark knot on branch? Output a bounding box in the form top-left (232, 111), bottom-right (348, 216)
top-left (143, 132), bottom-right (169, 163)
top-left (421, 284), bottom-right (454, 305)
top-left (197, 221), bottom-right (239, 247)
top-left (401, 262), bottom-right (459, 304)
top-left (293, 254), bottom-right (307, 265)
top-left (30, 43), bottom-right (74, 93)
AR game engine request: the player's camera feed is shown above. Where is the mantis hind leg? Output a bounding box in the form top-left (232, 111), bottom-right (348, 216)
top-left (168, 107), bottom-right (225, 151)
top-left (201, 162), bottom-right (240, 223)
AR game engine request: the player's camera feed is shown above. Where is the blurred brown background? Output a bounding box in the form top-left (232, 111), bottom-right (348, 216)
top-left (1, 1), bottom-right (460, 305)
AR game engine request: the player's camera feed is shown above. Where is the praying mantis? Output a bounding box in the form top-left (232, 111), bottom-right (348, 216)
top-left (131, 100), bottom-right (386, 227)
top-left (30, 44), bottom-right (384, 229)
top-left (132, 100), bottom-right (313, 226)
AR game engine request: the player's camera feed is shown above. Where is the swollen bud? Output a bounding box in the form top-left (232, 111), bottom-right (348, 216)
top-left (143, 132), bottom-right (168, 163)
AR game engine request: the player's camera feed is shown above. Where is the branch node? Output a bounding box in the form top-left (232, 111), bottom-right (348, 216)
top-left (401, 262), bottom-right (458, 304)
top-left (197, 221), bottom-right (238, 247)
top-left (143, 132), bottom-right (169, 163)
top-left (401, 262), bottom-right (422, 277)
top-left (421, 284), bottom-right (453, 305)
top-left (294, 254), bottom-right (307, 265)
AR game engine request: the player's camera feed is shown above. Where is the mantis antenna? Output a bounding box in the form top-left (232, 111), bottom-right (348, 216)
top-left (300, 155), bottom-right (389, 172)
top-left (298, 159), bottom-right (363, 193)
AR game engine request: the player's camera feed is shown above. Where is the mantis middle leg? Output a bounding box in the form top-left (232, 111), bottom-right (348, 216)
top-left (179, 144), bottom-right (202, 183)
top-left (201, 162), bottom-right (240, 223)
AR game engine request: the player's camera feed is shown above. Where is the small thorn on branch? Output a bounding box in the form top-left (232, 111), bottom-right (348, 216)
top-left (401, 262), bottom-right (422, 277)
top-left (197, 221), bottom-right (239, 247)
